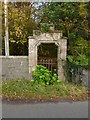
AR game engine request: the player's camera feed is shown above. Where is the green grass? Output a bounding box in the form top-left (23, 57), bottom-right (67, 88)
top-left (1, 80), bottom-right (89, 102)
top-left (0, 82), bottom-right (2, 95)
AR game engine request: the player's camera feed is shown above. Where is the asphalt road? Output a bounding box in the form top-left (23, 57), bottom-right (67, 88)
top-left (2, 101), bottom-right (88, 118)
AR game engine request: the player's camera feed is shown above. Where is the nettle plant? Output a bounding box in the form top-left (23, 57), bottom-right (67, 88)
top-left (32, 65), bottom-right (60, 85)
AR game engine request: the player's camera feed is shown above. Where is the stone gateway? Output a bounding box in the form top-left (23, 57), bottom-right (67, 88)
top-left (28, 30), bottom-right (67, 80)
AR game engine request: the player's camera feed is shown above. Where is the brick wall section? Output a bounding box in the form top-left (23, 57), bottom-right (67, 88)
top-left (1, 56), bottom-right (29, 80)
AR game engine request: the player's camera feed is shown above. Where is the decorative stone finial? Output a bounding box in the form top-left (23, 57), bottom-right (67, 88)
top-left (49, 24), bottom-right (54, 32)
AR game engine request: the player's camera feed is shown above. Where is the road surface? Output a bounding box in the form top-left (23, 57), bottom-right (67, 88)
top-left (2, 101), bottom-right (88, 118)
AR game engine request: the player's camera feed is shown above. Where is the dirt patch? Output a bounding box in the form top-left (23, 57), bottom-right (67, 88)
top-left (2, 94), bottom-right (89, 104)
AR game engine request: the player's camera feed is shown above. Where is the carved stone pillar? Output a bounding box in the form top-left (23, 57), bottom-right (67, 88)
top-left (28, 36), bottom-right (37, 79)
top-left (57, 38), bottom-right (67, 80)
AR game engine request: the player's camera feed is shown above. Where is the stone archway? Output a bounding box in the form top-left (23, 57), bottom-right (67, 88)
top-left (28, 31), bottom-right (67, 80)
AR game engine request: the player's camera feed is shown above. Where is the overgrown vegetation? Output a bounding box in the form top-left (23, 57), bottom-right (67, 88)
top-left (1, 79), bottom-right (89, 102)
top-left (1, 64), bottom-right (89, 101)
top-left (32, 65), bottom-right (59, 85)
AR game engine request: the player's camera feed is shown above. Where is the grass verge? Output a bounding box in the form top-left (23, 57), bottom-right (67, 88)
top-left (1, 80), bottom-right (89, 102)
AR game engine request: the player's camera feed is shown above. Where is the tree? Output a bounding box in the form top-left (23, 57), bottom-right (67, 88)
top-left (40, 2), bottom-right (89, 67)
top-left (2, 2), bottom-right (39, 55)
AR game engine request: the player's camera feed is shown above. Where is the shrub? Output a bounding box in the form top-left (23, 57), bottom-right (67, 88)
top-left (32, 65), bottom-right (59, 85)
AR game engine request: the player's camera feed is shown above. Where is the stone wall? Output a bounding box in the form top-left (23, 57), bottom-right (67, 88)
top-left (0, 56), bottom-right (89, 87)
top-left (1, 56), bottom-right (29, 80)
top-left (82, 69), bottom-right (89, 87)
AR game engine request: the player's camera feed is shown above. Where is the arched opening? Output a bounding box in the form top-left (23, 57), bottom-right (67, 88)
top-left (37, 43), bottom-right (58, 73)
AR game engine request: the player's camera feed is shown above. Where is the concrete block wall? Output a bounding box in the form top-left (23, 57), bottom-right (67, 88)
top-left (1, 56), bottom-right (30, 80)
